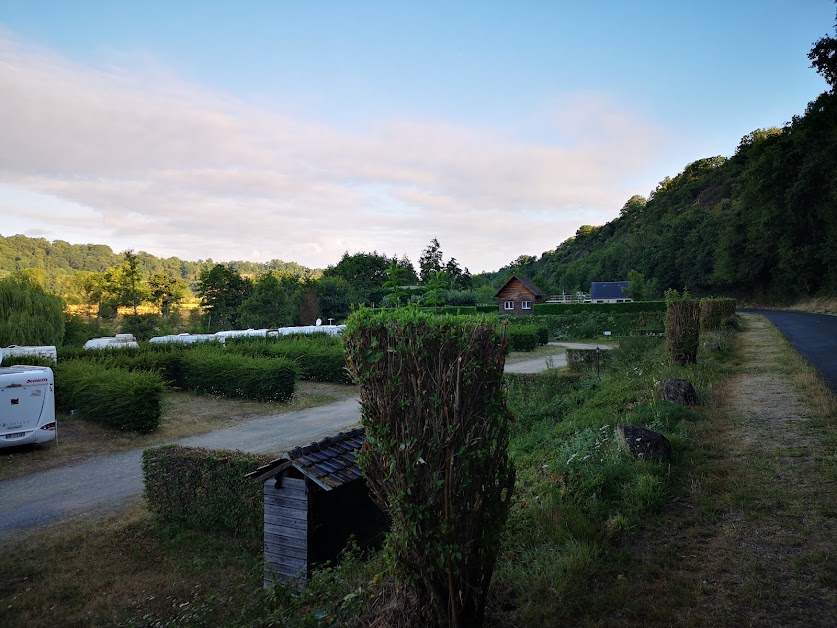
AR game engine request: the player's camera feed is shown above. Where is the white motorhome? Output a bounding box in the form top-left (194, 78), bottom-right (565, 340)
top-left (83, 334), bottom-right (139, 350)
top-left (0, 345), bottom-right (58, 365)
top-left (149, 333), bottom-right (223, 345)
top-left (0, 365), bottom-right (57, 448)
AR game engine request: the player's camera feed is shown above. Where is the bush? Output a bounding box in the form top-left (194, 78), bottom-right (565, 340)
top-left (142, 445), bottom-right (271, 547)
top-left (228, 336), bottom-right (350, 384)
top-left (565, 348), bottom-right (613, 373)
top-left (180, 351), bottom-right (297, 402)
top-left (506, 326), bottom-right (539, 352)
top-left (666, 295), bottom-right (700, 365)
top-left (344, 309), bottom-right (514, 626)
top-left (55, 361), bottom-right (164, 433)
top-left (533, 301), bottom-right (666, 315)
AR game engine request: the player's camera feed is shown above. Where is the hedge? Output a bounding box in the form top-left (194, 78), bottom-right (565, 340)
top-left (505, 326), bottom-right (539, 352)
top-left (700, 298), bottom-right (737, 330)
top-left (142, 445), bottom-right (270, 547)
top-left (504, 311), bottom-right (665, 340)
top-left (533, 301), bottom-right (667, 315)
top-left (55, 361), bottom-right (164, 433)
top-left (180, 351), bottom-right (297, 402)
top-left (227, 337), bottom-right (350, 384)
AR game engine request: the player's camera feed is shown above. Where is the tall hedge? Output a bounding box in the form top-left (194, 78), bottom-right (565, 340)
top-left (180, 351), bottom-right (296, 402)
top-left (533, 300), bottom-right (666, 315)
top-left (344, 309), bottom-right (514, 627)
top-left (227, 337), bottom-right (350, 384)
top-left (55, 361), bottom-right (164, 433)
top-left (142, 445), bottom-right (270, 547)
top-left (666, 297), bottom-right (700, 365)
top-left (700, 297), bottom-right (737, 330)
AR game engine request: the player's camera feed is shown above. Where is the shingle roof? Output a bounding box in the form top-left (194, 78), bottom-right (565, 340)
top-left (590, 281), bottom-right (630, 300)
top-left (494, 275), bottom-right (546, 298)
top-left (247, 427), bottom-right (366, 491)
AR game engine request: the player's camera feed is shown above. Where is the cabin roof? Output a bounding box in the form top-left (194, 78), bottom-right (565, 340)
top-left (248, 427), bottom-right (365, 491)
top-left (494, 275), bottom-right (546, 298)
top-left (590, 281), bottom-right (630, 300)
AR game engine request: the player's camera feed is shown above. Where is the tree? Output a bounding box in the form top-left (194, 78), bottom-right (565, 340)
top-left (322, 252), bottom-right (392, 306)
top-left (418, 238), bottom-right (444, 283)
top-left (382, 260), bottom-right (410, 308)
top-left (196, 264), bottom-right (251, 331)
top-left (624, 270), bottom-right (659, 301)
top-left (238, 273), bottom-right (295, 328)
top-left (422, 271), bottom-right (448, 308)
top-left (122, 250), bottom-right (143, 316)
top-left (315, 276), bottom-right (353, 322)
top-left (66, 271), bottom-right (105, 318)
top-left (809, 9), bottom-right (837, 88)
top-left (147, 273), bottom-right (187, 320)
top-left (0, 273), bottom-right (65, 345)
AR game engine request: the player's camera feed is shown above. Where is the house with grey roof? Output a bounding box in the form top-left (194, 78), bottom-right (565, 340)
top-left (589, 281), bottom-right (632, 303)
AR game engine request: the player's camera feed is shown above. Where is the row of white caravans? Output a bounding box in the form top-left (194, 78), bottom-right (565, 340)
top-left (149, 325), bottom-right (346, 345)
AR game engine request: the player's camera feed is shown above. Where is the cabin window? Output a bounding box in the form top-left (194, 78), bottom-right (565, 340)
top-left (504, 300), bottom-right (515, 310)
top-left (521, 300), bottom-right (532, 310)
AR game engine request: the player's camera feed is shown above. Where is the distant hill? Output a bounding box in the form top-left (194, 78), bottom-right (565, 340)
top-left (479, 88), bottom-right (837, 303)
top-left (0, 233), bottom-right (318, 294)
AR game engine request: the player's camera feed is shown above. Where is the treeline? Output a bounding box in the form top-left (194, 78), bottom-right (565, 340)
top-left (481, 41), bottom-right (837, 302)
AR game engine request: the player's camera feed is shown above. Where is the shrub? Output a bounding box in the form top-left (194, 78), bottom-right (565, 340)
top-left (180, 351), bottom-right (297, 402)
top-left (506, 326), bottom-right (539, 352)
top-left (533, 301), bottom-right (666, 315)
top-left (55, 361), bottom-right (164, 433)
top-left (142, 445), bottom-right (271, 547)
top-left (565, 348), bottom-right (612, 373)
top-left (344, 309), bottom-right (514, 627)
top-left (228, 337), bottom-right (350, 384)
top-left (666, 292), bottom-right (700, 365)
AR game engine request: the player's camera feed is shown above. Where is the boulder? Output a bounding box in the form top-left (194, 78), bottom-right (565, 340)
top-left (663, 378), bottom-right (697, 405)
top-left (616, 424), bottom-right (672, 462)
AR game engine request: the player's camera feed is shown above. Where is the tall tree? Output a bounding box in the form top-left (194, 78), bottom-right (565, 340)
top-left (238, 273), bottom-right (294, 328)
top-left (196, 264), bottom-right (251, 331)
top-left (0, 273), bottom-right (65, 345)
top-left (148, 273), bottom-right (188, 320)
top-left (419, 238), bottom-right (444, 283)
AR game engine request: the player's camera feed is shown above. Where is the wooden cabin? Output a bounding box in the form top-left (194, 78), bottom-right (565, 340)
top-left (247, 428), bottom-right (387, 586)
top-left (494, 275), bottom-right (545, 314)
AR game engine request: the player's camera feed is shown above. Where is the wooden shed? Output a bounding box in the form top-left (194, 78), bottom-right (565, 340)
top-left (495, 275), bottom-right (545, 314)
top-left (247, 428), bottom-right (387, 586)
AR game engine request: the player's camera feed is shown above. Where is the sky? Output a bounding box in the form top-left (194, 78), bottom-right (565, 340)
top-left (0, 1), bottom-right (833, 273)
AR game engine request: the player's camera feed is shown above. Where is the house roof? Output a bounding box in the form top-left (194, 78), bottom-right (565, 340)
top-left (590, 281), bottom-right (630, 300)
top-left (494, 275), bottom-right (546, 298)
top-left (247, 427), bottom-right (366, 491)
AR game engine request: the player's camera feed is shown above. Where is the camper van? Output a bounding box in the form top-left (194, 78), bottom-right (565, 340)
top-left (0, 345), bottom-right (58, 365)
top-left (0, 365), bottom-right (57, 448)
top-left (83, 334), bottom-right (139, 350)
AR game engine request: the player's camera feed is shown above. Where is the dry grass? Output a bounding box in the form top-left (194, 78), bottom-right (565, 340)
top-left (739, 297), bottom-right (837, 316)
top-left (0, 501), bottom-right (261, 627)
top-left (0, 381), bottom-right (357, 481)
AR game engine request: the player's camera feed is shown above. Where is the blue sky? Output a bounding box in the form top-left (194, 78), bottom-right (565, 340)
top-left (0, 1), bottom-right (833, 272)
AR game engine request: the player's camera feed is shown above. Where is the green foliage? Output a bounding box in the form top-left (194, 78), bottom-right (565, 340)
top-left (510, 311), bottom-right (664, 340)
top-left (506, 326), bottom-right (539, 352)
top-left (421, 270), bottom-right (448, 308)
top-left (344, 309), bottom-right (514, 626)
top-left (141, 445), bottom-right (270, 547)
top-left (180, 350), bottom-right (297, 402)
top-left (565, 348), bottom-right (613, 373)
top-left (55, 361), bottom-right (164, 432)
top-left (227, 335), bottom-right (350, 384)
top-left (197, 264), bottom-right (252, 331)
top-left (323, 251), bottom-right (416, 308)
top-left (62, 313), bottom-right (103, 347)
top-left (238, 273), bottom-right (296, 329)
top-left (534, 301), bottom-right (666, 315)
top-left (381, 259), bottom-right (410, 308)
top-left (315, 276), bottom-right (354, 322)
top-left (147, 272), bottom-right (187, 319)
top-left (699, 297), bottom-right (737, 330)
top-left (120, 313), bottom-right (162, 341)
top-left (666, 293), bottom-right (700, 365)
top-left (0, 273), bottom-right (65, 346)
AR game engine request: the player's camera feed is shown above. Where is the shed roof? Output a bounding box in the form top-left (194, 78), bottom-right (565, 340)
top-left (494, 275), bottom-right (546, 298)
top-left (248, 427), bottom-right (365, 491)
top-left (590, 281), bottom-right (630, 300)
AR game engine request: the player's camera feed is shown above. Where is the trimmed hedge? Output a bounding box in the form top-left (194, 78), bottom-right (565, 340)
top-left (476, 305), bottom-right (499, 313)
top-left (227, 337), bottom-right (350, 384)
top-left (700, 298), bottom-right (737, 330)
top-left (180, 351), bottom-right (297, 402)
top-left (142, 445), bottom-right (270, 547)
top-left (534, 301), bottom-right (666, 315)
top-left (505, 326), bottom-right (539, 352)
top-left (55, 361), bottom-right (164, 433)
top-left (504, 312), bottom-right (665, 340)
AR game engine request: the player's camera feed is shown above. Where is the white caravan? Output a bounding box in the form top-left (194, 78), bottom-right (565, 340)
top-left (84, 334), bottom-right (139, 350)
top-left (0, 365), bottom-right (57, 448)
top-left (0, 345), bottom-right (58, 365)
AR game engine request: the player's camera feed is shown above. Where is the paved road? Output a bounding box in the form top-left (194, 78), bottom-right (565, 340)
top-left (505, 342), bottom-right (612, 374)
top-left (0, 398), bottom-right (362, 538)
top-left (743, 310), bottom-right (837, 393)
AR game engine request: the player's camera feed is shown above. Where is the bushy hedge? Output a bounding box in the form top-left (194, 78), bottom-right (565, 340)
top-left (227, 336), bottom-right (350, 384)
top-left (506, 311), bottom-right (664, 340)
top-left (505, 326), bottom-right (540, 352)
top-left (180, 351), bottom-right (296, 402)
top-left (476, 305), bottom-right (498, 313)
top-left (55, 361), bottom-right (164, 433)
top-left (534, 300), bottom-right (666, 315)
top-left (565, 348), bottom-right (613, 373)
top-left (700, 298), bottom-right (737, 330)
top-left (142, 445), bottom-right (271, 547)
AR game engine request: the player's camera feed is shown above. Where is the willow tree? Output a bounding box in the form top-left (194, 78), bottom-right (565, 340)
top-left (0, 273), bottom-right (65, 346)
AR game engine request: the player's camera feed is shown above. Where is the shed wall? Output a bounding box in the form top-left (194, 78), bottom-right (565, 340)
top-left (264, 476), bottom-right (308, 586)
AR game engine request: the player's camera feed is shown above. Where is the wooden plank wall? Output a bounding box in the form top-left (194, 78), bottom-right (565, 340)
top-left (264, 476), bottom-right (309, 587)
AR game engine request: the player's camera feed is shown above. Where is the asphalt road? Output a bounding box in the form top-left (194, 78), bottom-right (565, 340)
top-left (743, 310), bottom-right (837, 393)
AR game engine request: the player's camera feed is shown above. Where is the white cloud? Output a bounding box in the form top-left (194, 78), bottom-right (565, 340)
top-left (0, 33), bottom-right (665, 272)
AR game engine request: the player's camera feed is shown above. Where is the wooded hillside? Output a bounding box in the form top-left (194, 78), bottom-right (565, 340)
top-left (481, 86), bottom-right (837, 302)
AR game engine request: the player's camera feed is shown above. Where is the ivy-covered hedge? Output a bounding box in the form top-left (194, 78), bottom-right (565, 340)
top-left (55, 361), bottom-right (164, 433)
top-left (534, 301), bottom-right (666, 315)
top-left (142, 445), bottom-right (271, 547)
